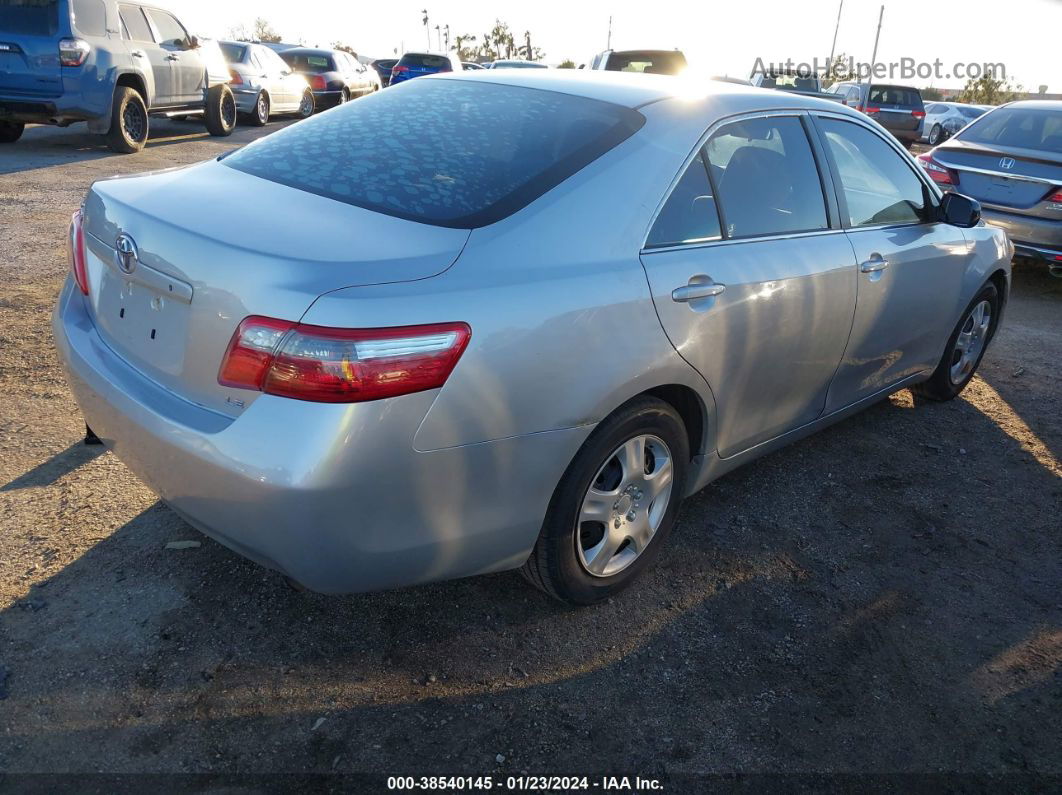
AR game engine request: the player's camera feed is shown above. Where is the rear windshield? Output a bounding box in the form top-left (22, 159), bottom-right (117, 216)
top-left (957, 106), bottom-right (987, 120)
top-left (281, 52), bottom-right (335, 73)
top-left (219, 42), bottom-right (247, 63)
top-left (957, 107), bottom-right (1062, 153)
top-left (868, 86), bottom-right (923, 108)
top-left (399, 53), bottom-right (449, 69)
top-left (607, 51), bottom-right (687, 75)
top-left (0, 0), bottom-right (59, 35)
top-left (222, 79), bottom-right (644, 228)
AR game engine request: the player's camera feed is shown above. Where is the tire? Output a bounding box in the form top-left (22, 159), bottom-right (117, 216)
top-left (912, 282), bottom-right (1000, 401)
top-left (204, 84), bottom-right (236, 137)
top-left (296, 89), bottom-right (315, 118)
top-left (246, 91), bottom-right (269, 127)
top-left (104, 86), bottom-right (148, 153)
top-left (0, 121), bottom-right (24, 143)
top-left (928, 123), bottom-right (942, 146)
top-left (521, 396), bottom-right (689, 605)
top-left (339, 88), bottom-right (350, 104)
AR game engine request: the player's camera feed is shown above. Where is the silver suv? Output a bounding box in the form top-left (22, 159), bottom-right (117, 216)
top-left (0, 0), bottom-right (236, 152)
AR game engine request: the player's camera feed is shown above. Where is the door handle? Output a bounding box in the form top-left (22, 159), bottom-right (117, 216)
top-left (860, 255), bottom-right (889, 273)
top-left (166, 54), bottom-right (179, 61)
top-left (672, 282), bottom-right (726, 302)
top-left (131, 51), bottom-right (143, 58)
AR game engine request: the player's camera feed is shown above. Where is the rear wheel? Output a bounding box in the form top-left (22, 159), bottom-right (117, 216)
top-left (0, 120), bottom-right (24, 143)
top-left (912, 282), bottom-right (1000, 401)
top-left (928, 123), bottom-right (942, 145)
top-left (339, 87), bottom-right (350, 104)
top-left (204, 84), bottom-right (236, 137)
top-left (104, 86), bottom-right (148, 153)
top-left (296, 89), bottom-right (315, 118)
top-left (521, 397), bottom-right (689, 605)
top-left (246, 91), bottom-right (269, 127)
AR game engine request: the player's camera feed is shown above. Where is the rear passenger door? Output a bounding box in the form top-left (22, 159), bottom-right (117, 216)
top-left (119, 4), bottom-right (171, 105)
top-left (811, 114), bottom-right (969, 410)
top-left (639, 113), bottom-right (858, 458)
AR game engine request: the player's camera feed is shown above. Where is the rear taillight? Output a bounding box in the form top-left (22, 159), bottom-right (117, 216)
top-left (58, 37), bottom-right (90, 67)
top-left (391, 65), bottom-right (408, 75)
top-left (912, 109), bottom-right (926, 119)
top-left (863, 105), bottom-right (881, 114)
top-left (1045, 188), bottom-right (1062, 203)
top-left (229, 69), bottom-right (244, 85)
top-left (218, 317), bottom-right (471, 403)
top-left (310, 75), bottom-right (328, 90)
top-left (916, 153), bottom-right (956, 186)
top-left (67, 209), bottom-right (89, 295)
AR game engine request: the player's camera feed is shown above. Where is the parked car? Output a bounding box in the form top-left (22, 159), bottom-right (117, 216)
top-left (826, 82), bottom-right (925, 147)
top-left (489, 59), bottom-right (548, 69)
top-left (917, 100), bottom-right (1062, 276)
top-left (389, 52), bottom-right (463, 84)
top-left (0, 0), bottom-right (236, 152)
top-left (54, 74), bottom-right (1009, 604)
top-left (279, 47), bottom-right (377, 109)
top-left (589, 49), bottom-right (687, 75)
top-left (921, 101), bottom-right (988, 145)
top-left (370, 57), bottom-right (397, 87)
top-left (749, 69), bottom-right (844, 103)
top-left (219, 40), bottom-right (314, 125)
top-left (462, 61), bottom-right (484, 71)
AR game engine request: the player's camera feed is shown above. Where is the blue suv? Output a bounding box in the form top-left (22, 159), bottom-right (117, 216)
top-left (0, 0), bottom-right (236, 152)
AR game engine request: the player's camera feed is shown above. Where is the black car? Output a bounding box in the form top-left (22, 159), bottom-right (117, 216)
top-left (279, 48), bottom-right (378, 109)
top-left (370, 58), bottom-right (398, 87)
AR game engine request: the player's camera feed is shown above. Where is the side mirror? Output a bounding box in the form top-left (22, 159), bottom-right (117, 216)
top-left (939, 192), bottom-right (981, 228)
top-left (186, 35), bottom-right (199, 49)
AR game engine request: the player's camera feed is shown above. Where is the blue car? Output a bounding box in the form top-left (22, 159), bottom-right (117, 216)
top-left (390, 52), bottom-right (462, 85)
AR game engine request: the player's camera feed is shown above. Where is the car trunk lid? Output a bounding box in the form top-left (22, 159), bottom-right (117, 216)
top-left (80, 160), bottom-right (470, 417)
top-left (933, 140), bottom-right (1062, 211)
top-left (0, 0), bottom-right (64, 98)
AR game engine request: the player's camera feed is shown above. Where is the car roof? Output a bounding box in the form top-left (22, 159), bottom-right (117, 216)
top-left (430, 70), bottom-right (869, 113)
top-left (1002, 99), bottom-right (1062, 111)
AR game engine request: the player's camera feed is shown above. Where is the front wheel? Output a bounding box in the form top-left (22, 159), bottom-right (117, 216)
top-left (928, 123), bottom-right (942, 146)
top-left (296, 89), bottom-right (315, 118)
top-left (912, 282), bottom-right (1000, 401)
top-left (521, 397), bottom-right (689, 605)
top-left (0, 120), bottom-right (24, 143)
top-left (204, 84), bottom-right (236, 137)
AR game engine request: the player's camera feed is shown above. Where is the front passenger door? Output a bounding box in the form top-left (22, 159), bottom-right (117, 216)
top-left (813, 115), bottom-right (969, 410)
top-left (640, 114), bottom-right (858, 459)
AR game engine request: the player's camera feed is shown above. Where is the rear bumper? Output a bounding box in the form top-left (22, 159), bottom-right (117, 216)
top-left (231, 88), bottom-right (260, 115)
top-left (53, 279), bottom-right (591, 593)
top-left (311, 90), bottom-right (343, 108)
top-left (0, 91), bottom-right (105, 125)
top-left (981, 207), bottom-right (1062, 253)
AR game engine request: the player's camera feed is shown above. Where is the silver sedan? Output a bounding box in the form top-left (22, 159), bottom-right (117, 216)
top-left (219, 41), bottom-right (315, 125)
top-left (54, 71), bottom-right (1011, 604)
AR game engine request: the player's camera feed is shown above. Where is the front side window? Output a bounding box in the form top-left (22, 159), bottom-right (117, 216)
top-left (118, 4), bottom-right (152, 42)
top-left (222, 79), bottom-right (645, 228)
top-left (819, 118), bottom-right (926, 227)
top-left (705, 115), bottom-right (828, 239)
top-left (145, 9), bottom-right (188, 48)
top-left (646, 151), bottom-right (721, 248)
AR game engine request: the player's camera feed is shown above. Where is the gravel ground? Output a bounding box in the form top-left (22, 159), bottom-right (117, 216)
top-left (0, 122), bottom-right (1060, 785)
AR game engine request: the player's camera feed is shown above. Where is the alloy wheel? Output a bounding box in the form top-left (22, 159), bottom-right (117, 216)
top-left (122, 101), bottom-right (145, 143)
top-left (575, 434), bottom-right (674, 578)
top-left (257, 93), bottom-right (268, 124)
top-left (950, 299), bottom-right (992, 384)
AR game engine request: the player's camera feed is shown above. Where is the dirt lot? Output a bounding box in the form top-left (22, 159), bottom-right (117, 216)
top-left (0, 121), bottom-right (1060, 785)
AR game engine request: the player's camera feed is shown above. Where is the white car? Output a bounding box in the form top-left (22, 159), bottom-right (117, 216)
top-left (922, 102), bottom-right (988, 145)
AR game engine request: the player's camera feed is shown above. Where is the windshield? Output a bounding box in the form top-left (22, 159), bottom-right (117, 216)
top-left (607, 51), bottom-right (687, 75)
top-left (219, 42), bottom-right (247, 63)
top-left (222, 79), bottom-right (644, 228)
top-left (281, 52), bottom-right (336, 73)
top-left (958, 107), bottom-right (1062, 153)
top-left (0, 0), bottom-right (59, 35)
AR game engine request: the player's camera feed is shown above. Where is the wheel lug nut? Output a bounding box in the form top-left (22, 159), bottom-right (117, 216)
top-left (626, 511), bottom-right (636, 521)
top-left (614, 519), bottom-right (621, 528)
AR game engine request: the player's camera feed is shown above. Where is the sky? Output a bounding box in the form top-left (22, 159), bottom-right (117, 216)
top-left (169, 0), bottom-right (1060, 91)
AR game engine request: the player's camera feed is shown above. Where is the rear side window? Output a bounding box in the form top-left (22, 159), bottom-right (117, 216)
top-left (646, 151), bottom-right (721, 247)
top-left (868, 86), bottom-right (923, 108)
top-left (222, 79), bottom-right (644, 228)
top-left (400, 53), bottom-right (449, 69)
top-left (705, 116), bottom-right (828, 239)
top-left (118, 4), bottom-right (151, 41)
top-left (958, 107), bottom-right (1062, 153)
top-left (71, 0), bottom-right (105, 36)
top-left (819, 118), bottom-right (926, 227)
top-left (145, 8), bottom-right (188, 48)
top-left (0, 0), bottom-right (59, 35)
